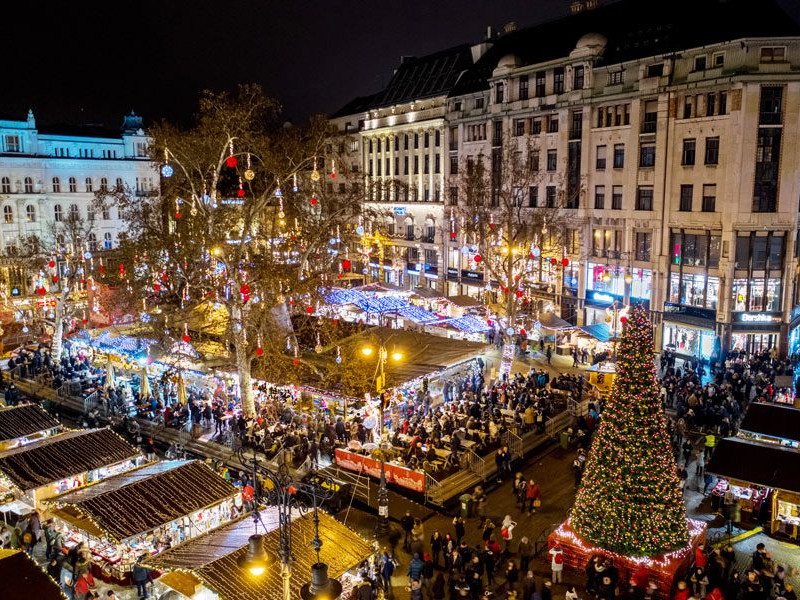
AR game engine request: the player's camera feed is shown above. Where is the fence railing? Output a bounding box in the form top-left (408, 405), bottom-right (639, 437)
top-left (425, 473), bottom-right (443, 505)
top-left (464, 447), bottom-right (487, 479)
top-left (545, 411), bottom-right (575, 439)
top-left (501, 430), bottom-right (523, 459)
top-left (83, 390), bottom-right (99, 414)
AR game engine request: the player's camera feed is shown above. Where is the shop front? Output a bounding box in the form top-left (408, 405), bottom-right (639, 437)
top-left (730, 311), bottom-right (783, 354)
top-left (584, 264), bottom-right (651, 325)
top-left (661, 303), bottom-right (717, 360)
top-left (789, 305), bottom-right (800, 357)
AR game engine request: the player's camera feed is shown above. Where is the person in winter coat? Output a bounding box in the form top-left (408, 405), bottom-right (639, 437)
top-left (526, 480), bottom-right (541, 515)
top-left (521, 571), bottom-right (537, 600)
top-left (501, 515), bottom-right (517, 553)
top-left (432, 572), bottom-right (447, 600)
top-left (131, 556), bottom-right (152, 599)
top-left (380, 550), bottom-right (396, 594)
top-left (518, 536), bottom-right (532, 573)
top-left (409, 578), bottom-right (423, 600)
top-left (430, 530), bottom-right (443, 567)
top-left (401, 511), bottom-right (415, 551)
top-left (506, 560), bottom-right (520, 591)
top-left (407, 553), bottom-right (424, 583)
top-left (548, 542), bottom-right (564, 584)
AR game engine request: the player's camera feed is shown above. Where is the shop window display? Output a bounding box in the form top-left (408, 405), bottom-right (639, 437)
top-left (669, 273), bottom-right (719, 309)
top-left (663, 323), bottom-right (715, 358)
top-left (731, 278), bottom-right (781, 312)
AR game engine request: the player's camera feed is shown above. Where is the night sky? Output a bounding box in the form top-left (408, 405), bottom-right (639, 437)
top-left (3, 0), bottom-right (799, 129)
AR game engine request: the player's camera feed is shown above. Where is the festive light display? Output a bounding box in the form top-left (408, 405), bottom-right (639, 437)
top-left (570, 305), bottom-right (689, 556)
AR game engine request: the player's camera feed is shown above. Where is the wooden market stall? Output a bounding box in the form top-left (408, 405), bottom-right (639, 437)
top-left (0, 403), bottom-right (62, 451)
top-left (144, 506), bottom-right (373, 600)
top-left (44, 460), bottom-right (241, 585)
top-left (0, 548), bottom-right (66, 600)
top-left (0, 428), bottom-right (144, 512)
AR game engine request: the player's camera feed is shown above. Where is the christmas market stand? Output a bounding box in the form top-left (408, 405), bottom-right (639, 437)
top-left (0, 403), bottom-right (62, 451)
top-left (44, 459), bottom-right (241, 585)
top-left (143, 506), bottom-right (373, 600)
top-left (0, 428), bottom-right (144, 514)
top-left (0, 548), bottom-right (66, 600)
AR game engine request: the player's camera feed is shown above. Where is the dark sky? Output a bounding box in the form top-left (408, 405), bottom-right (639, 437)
top-left (3, 0), bottom-right (799, 129)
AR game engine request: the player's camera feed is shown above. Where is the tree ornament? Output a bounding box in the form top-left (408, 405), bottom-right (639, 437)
top-left (311, 156), bottom-right (320, 181)
top-left (330, 159), bottom-right (337, 179)
top-left (182, 323), bottom-right (190, 343)
top-left (242, 294), bottom-right (250, 303)
top-left (474, 255), bottom-right (482, 263)
top-left (240, 284), bottom-right (251, 295)
top-left (532, 246), bottom-right (541, 258)
top-left (256, 347), bottom-right (264, 356)
top-left (515, 290), bottom-right (523, 298)
top-left (306, 306), bottom-right (314, 314)
top-left (225, 141), bottom-right (237, 168)
top-left (519, 328), bottom-right (526, 336)
top-left (450, 232), bottom-right (456, 240)
top-left (153, 284), bottom-right (161, 292)
top-left (342, 259), bottom-right (352, 270)
top-left (36, 287), bottom-right (46, 296)
top-left (550, 257), bottom-right (558, 266)
top-left (620, 315), bottom-right (628, 324)
top-left (48, 260), bottom-right (56, 268)
top-left (175, 212), bottom-right (181, 219)
top-left (243, 153), bottom-right (255, 181)
top-left (310, 195), bottom-right (318, 206)
top-left (562, 257), bottom-right (570, 267)
top-left (161, 148), bottom-right (173, 177)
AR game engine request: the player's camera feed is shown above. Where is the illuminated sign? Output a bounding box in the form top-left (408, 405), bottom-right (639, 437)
top-left (735, 312), bottom-right (782, 324)
top-left (591, 292), bottom-right (614, 304)
top-left (393, 207), bottom-right (406, 216)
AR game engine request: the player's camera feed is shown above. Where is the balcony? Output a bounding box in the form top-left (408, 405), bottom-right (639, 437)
top-left (405, 233), bottom-right (416, 241)
top-left (420, 236), bottom-right (435, 244)
top-left (641, 117), bottom-right (657, 134)
top-left (449, 142), bottom-right (458, 151)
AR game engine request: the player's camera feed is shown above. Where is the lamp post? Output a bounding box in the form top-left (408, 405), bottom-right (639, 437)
top-left (361, 340), bottom-right (403, 536)
top-left (235, 449), bottom-right (339, 600)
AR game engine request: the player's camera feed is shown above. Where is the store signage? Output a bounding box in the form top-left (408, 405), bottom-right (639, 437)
top-left (447, 267), bottom-right (459, 281)
top-left (406, 263), bottom-right (419, 273)
top-left (393, 207), bottom-right (406, 216)
top-left (586, 290), bottom-right (621, 306)
top-left (335, 449), bottom-right (425, 492)
top-left (461, 269), bottom-right (484, 282)
top-left (663, 302), bottom-right (716, 321)
top-left (734, 312), bottom-right (782, 324)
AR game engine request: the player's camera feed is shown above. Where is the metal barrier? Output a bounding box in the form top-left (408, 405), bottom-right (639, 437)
top-left (83, 390), bottom-right (99, 414)
top-left (464, 447), bottom-right (487, 479)
top-left (533, 523), bottom-right (559, 556)
top-left (501, 430), bottom-right (523, 459)
top-left (545, 411), bottom-right (575, 439)
top-left (425, 472), bottom-right (443, 505)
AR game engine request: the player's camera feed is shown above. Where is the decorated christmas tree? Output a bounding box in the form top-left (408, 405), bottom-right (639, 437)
top-left (570, 305), bottom-right (689, 557)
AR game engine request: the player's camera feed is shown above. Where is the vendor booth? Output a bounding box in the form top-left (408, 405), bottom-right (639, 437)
top-left (45, 460), bottom-right (240, 585)
top-left (143, 507), bottom-right (373, 600)
top-left (0, 428), bottom-right (143, 512)
top-left (0, 548), bottom-right (66, 600)
top-left (0, 403), bottom-right (61, 451)
top-left (738, 402), bottom-right (800, 449)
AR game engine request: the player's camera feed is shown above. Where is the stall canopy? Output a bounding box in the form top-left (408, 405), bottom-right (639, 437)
top-left (539, 312), bottom-right (575, 330)
top-left (579, 322), bottom-right (619, 343)
top-left (357, 282), bottom-right (408, 294)
top-left (0, 549), bottom-right (66, 600)
top-left (443, 315), bottom-right (491, 333)
top-left (706, 438), bottom-right (800, 494)
top-left (739, 403), bottom-right (800, 444)
top-left (45, 460), bottom-right (237, 543)
top-left (145, 507), bottom-right (372, 600)
top-left (0, 404), bottom-right (60, 442)
top-left (411, 287), bottom-right (444, 300)
top-left (0, 428), bottom-right (141, 493)
top-left (446, 295), bottom-right (481, 308)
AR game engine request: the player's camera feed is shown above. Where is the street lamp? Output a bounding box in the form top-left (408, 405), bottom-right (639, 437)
top-left (360, 340), bottom-right (403, 536)
top-left (235, 449), bottom-right (337, 600)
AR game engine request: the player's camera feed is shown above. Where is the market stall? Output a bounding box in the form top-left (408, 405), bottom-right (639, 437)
top-left (0, 428), bottom-right (143, 512)
top-left (45, 460), bottom-right (240, 585)
top-left (143, 507), bottom-right (373, 600)
top-left (0, 403), bottom-right (62, 451)
top-left (0, 548), bottom-right (66, 600)
top-left (738, 402), bottom-right (800, 449)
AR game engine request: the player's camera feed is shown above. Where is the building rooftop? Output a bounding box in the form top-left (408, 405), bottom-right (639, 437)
top-left (0, 404), bottom-right (60, 442)
top-left (0, 549), bottom-right (66, 600)
top-left (738, 402), bottom-right (800, 444)
top-left (706, 437), bottom-right (800, 494)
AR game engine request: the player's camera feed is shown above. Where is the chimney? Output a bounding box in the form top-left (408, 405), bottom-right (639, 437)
top-left (472, 26), bottom-right (495, 63)
top-left (485, 26), bottom-right (494, 40)
top-left (502, 22), bottom-right (517, 35)
top-left (570, 0), bottom-right (599, 14)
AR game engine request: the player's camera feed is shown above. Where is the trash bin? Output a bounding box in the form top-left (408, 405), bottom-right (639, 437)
top-left (459, 493), bottom-right (473, 519)
top-left (560, 431), bottom-right (571, 450)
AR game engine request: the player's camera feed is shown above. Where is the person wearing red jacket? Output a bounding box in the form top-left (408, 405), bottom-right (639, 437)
top-left (526, 479), bottom-right (541, 515)
top-left (674, 580), bottom-right (690, 600)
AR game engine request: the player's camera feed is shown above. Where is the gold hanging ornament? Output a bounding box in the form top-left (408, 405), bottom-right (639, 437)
top-left (310, 156), bottom-right (320, 182)
top-left (244, 153), bottom-right (255, 181)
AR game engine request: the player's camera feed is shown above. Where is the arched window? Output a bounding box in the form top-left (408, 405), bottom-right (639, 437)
top-left (68, 177), bottom-right (77, 192)
top-left (100, 177), bottom-right (108, 192)
top-left (26, 205), bottom-right (35, 223)
top-left (23, 177), bottom-right (33, 193)
top-left (0, 177), bottom-right (9, 194)
top-left (103, 232), bottom-right (113, 250)
top-left (102, 205), bottom-right (111, 220)
top-left (69, 203), bottom-right (79, 219)
top-left (54, 204), bottom-right (63, 222)
top-left (87, 232), bottom-right (97, 252)
top-left (85, 177), bottom-right (93, 192)
top-left (52, 177), bottom-right (61, 193)
top-left (3, 206), bottom-right (12, 224)
top-left (385, 216), bottom-right (396, 236)
top-left (405, 217), bottom-right (414, 241)
top-left (424, 218), bottom-right (436, 242)
top-left (115, 177), bottom-right (123, 191)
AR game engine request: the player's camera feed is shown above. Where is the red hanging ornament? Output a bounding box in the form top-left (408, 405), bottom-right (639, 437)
top-left (175, 212), bottom-right (181, 219)
top-left (292, 358), bottom-right (300, 366)
top-left (561, 257), bottom-right (570, 267)
top-left (474, 255), bottom-right (482, 263)
top-left (515, 290), bottom-right (523, 298)
top-left (450, 232), bottom-right (456, 240)
top-left (337, 273), bottom-right (343, 279)
top-left (48, 260), bottom-right (56, 268)
top-left (52, 275), bottom-right (59, 283)
top-left (161, 273), bottom-right (168, 281)
top-left (486, 319), bottom-right (493, 326)
top-left (81, 318), bottom-right (88, 324)
top-left (239, 284), bottom-right (251, 295)
top-left (119, 264), bottom-right (126, 276)
top-left (237, 188), bottom-right (245, 198)
top-left (306, 306), bottom-right (314, 314)
top-left (528, 253), bottom-right (534, 260)
top-left (256, 347), bottom-right (264, 357)
top-left (182, 334), bottom-right (191, 342)
top-left (98, 266), bottom-right (106, 275)
top-left (342, 259), bottom-right (352, 270)
top-left (519, 328), bottom-right (526, 337)
top-left (242, 294), bottom-right (250, 303)
top-left (620, 315), bottom-right (628, 324)
top-left (225, 155), bottom-right (238, 168)
top-left (36, 287), bottom-right (46, 296)
top-left (153, 284), bottom-right (161, 292)
top-left (550, 257), bottom-right (558, 266)
top-left (503, 287), bottom-right (509, 294)
top-left (310, 196), bottom-right (318, 206)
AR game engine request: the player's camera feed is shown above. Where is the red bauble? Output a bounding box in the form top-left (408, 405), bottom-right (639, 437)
top-left (487, 319), bottom-right (493, 326)
top-left (292, 358), bottom-right (299, 366)
top-left (515, 290), bottom-right (523, 298)
top-left (561, 257), bottom-right (570, 267)
top-left (182, 334), bottom-right (191, 342)
top-left (550, 257), bottom-right (558, 266)
top-left (620, 316), bottom-right (628, 324)
top-left (337, 273), bottom-right (343, 279)
top-left (52, 276), bottom-right (59, 283)
top-left (81, 318), bottom-right (87, 324)
top-left (48, 260), bottom-right (56, 268)
top-left (36, 287), bottom-right (45, 296)
top-left (520, 328), bottom-right (526, 336)
top-left (342, 259), bottom-right (351, 270)
top-left (175, 212), bottom-right (181, 219)
top-left (474, 255), bottom-right (482, 263)
top-left (288, 485), bottom-right (298, 495)
top-left (99, 266), bottom-right (105, 275)
top-left (153, 284), bottom-right (161, 292)
top-left (239, 284), bottom-right (251, 295)
top-left (80, 278), bottom-right (86, 284)
top-left (306, 306), bottom-right (314, 314)
top-left (528, 253), bottom-right (534, 260)
top-left (333, 319), bottom-right (339, 325)
top-left (514, 274), bottom-right (521, 281)
top-left (489, 223), bottom-right (495, 229)
top-left (237, 188), bottom-right (245, 198)
top-left (288, 299), bottom-right (295, 305)
top-left (450, 232), bottom-right (456, 240)
top-left (503, 287), bottom-right (509, 294)
top-left (242, 294), bottom-right (250, 302)
top-left (310, 196), bottom-right (318, 205)
top-left (161, 273), bottom-right (168, 281)
top-left (225, 155), bottom-right (238, 168)
top-left (255, 348), bottom-right (264, 357)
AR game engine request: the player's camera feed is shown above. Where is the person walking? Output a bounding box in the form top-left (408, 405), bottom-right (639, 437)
top-left (526, 479), bottom-right (541, 515)
top-left (380, 550), bottom-right (396, 596)
top-left (453, 516), bottom-right (466, 545)
top-left (401, 511), bottom-right (415, 552)
top-left (132, 555), bottom-right (151, 599)
top-left (549, 542), bottom-right (564, 584)
top-left (430, 530), bottom-right (443, 568)
top-left (546, 346), bottom-right (553, 365)
top-left (501, 515), bottom-right (517, 554)
top-left (518, 537), bottom-right (532, 573)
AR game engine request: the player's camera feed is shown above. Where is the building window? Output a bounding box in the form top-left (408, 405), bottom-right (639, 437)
top-left (100, 177), bottom-right (108, 192)
top-left (474, 97), bottom-right (484, 110)
top-left (570, 111), bottom-right (582, 139)
top-left (3, 206), bottom-right (12, 224)
top-left (594, 185), bottom-right (605, 209)
top-left (639, 142), bottom-right (656, 168)
top-left (52, 177), bottom-right (61, 193)
top-left (85, 177), bottom-right (93, 192)
top-left (513, 119), bottom-right (525, 137)
top-left (646, 63), bottom-right (664, 78)
top-left (434, 154), bottom-right (440, 174)
top-left (702, 184), bottom-right (716, 212)
top-left (713, 52), bottom-right (725, 68)
top-left (573, 65), bottom-right (585, 90)
top-left (636, 186), bottom-right (653, 211)
top-left (529, 150), bottom-right (539, 172)
top-left (528, 186), bottom-right (538, 207)
top-left (694, 56), bottom-right (707, 71)
top-left (547, 115), bottom-right (559, 133)
top-left (719, 92), bottom-right (728, 115)
top-left (545, 186), bottom-right (556, 208)
top-left (535, 72), bottom-right (545, 97)
top-left (704, 137), bottom-right (720, 165)
top-left (54, 204), bottom-right (63, 222)
top-left (591, 230), bottom-right (622, 259)
top-left (759, 86), bottom-right (783, 125)
top-left (546, 149), bottom-right (557, 171)
top-left (495, 82), bottom-right (504, 104)
top-left (611, 186), bottom-right (622, 210)
top-left (102, 205), bottom-right (111, 220)
top-left (24, 177), bottom-right (34, 193)
top-left (423, 155), bottom-right (429, 174)
top-left (423, 132), bottom-right (429, 148)
top-left (608, 71), bottom-right (624, 85)
top-left (596, 145), bottom-right (606, 170)
top-left (104, 232), bottom-right (113, 250)
top-left (449, 156), bottom-right (458, 175)
top-left (4, 135), bottom-right (21, 153)
top-left (69, 204), bottom-right (79, 219)
top-left (679, 184), bottom-right (693, 212)
top-left (87, 233), bottom-right (97, 252)
top-left (87, 203), bottom-right (95, 221)
top-left (531, 118), bottom-right (542, 135)
top-left (760, 46), bottom-right (786, 63)
top-left (0, 177), bottom-right (9, 193)
top-left (753, 126), bottom-right (782, 212)
top-left (449, 187), bottom-right (458, 206)
top-left (435, 130), bottom-right (441, 146)
top-left (613, 144), bottom-right (624, 168)
top-left (635, 232), bottom-right (652, 261)
top-left (681, 139), bottom-right (696, 166)
top-left (553, 68), bottom-right (565, 94)
top-left (25, 205), bottom-right (35, 223)
top-left (518, 75), bottom-right (529, 100)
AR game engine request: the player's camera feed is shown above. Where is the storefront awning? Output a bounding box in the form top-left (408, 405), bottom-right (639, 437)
top-left (706, 438), bottom-right (800, 494)
top-left (539, 312), bottom-right (575, 330)
top-left (739, 403), bottom-right (800, 444)
top-left (579, 322), bottom-right (617, 343)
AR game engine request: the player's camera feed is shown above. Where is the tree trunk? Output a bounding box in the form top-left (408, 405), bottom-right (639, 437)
top-left (50, 287), bottom-right (70, 360)
top-left (233, 331), bottom-right (256, 417)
